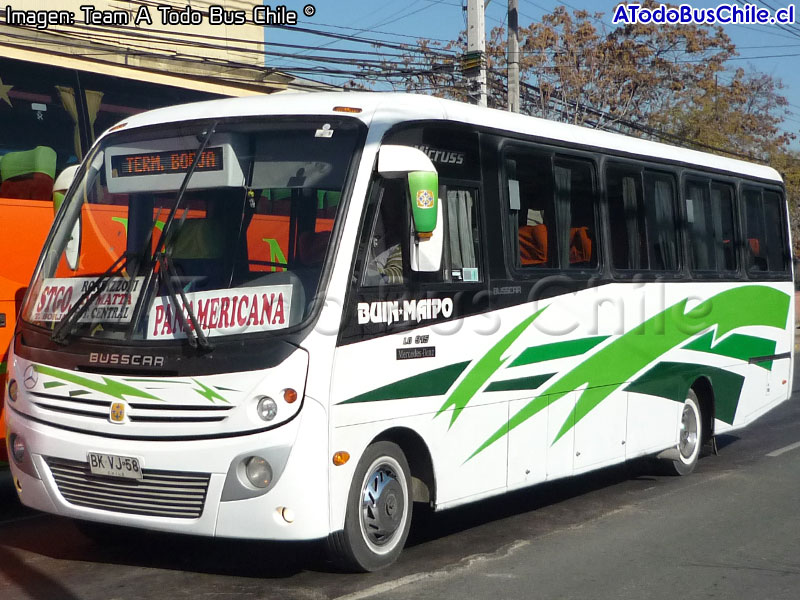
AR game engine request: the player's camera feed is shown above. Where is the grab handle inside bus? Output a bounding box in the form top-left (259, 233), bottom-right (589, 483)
top-left (377, 145), bottom-right (443, 272)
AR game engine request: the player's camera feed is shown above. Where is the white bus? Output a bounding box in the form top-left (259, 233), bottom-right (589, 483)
top-left (3, 93), bottom-right (794, 571)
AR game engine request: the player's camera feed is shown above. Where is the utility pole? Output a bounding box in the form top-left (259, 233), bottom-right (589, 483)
top-left (508, 0), bottom-right (519, 112)
top-left (465, 0), bottom-right (487, 107)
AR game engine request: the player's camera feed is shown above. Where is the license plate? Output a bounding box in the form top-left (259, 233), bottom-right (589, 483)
top-left (87, 452), bottom-right (143, 480)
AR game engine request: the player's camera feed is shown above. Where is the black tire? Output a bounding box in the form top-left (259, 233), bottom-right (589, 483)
top-left (667, 389), bottom-right (703, 476)
top-left (328, 441), bottom-right (412, 572)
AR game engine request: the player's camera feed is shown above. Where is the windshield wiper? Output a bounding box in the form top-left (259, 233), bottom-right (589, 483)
top-left (127, 121), bottom-right (218, 342)
top-left (155, 252), bottom-right (213, 352)
top-left (51, 252), bottom-right (130, 345)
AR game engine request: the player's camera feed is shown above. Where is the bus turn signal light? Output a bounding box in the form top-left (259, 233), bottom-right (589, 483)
top-left (332, 451), bottom-right (350, 466)
top-left (283, 388), bottom-right (298, 404)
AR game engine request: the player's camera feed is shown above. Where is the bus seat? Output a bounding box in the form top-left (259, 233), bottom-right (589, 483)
top-left (0, 146), bottom-right (57, 200)
top-left (519, 224), bottom-right (548, 265)
top-left (297, 230), bottom-right (331, 267)
top-left (569, 227), bottom-right (592, 264)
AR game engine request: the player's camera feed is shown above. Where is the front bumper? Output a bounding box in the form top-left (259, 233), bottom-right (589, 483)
top-left (6, 398), bottom-right (330, 541)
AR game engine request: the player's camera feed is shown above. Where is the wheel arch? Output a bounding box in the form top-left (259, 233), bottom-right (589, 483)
top-left (372, 427), bottom-right (436, 506)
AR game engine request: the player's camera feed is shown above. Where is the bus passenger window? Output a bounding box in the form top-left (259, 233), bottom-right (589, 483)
top-left (685, 179), bottom-right (737, 274)
top-left (744, 188), bottom-right (768, 272)
top-left (505, 151), bottom-right (555, 268)
top-left (644, 172), bottom-right (679, 272)
top-left (763, 191), bottom-right (789, 273)
top-left (685, 180), bottom-right (715, 271)
top-left (744, 187), bottom-right (789, 274)
top-left (606, 166), bottom-right (647, 271)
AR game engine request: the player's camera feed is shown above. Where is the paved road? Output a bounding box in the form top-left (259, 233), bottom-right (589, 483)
top-left (1, 354), bottom-right (799, 600)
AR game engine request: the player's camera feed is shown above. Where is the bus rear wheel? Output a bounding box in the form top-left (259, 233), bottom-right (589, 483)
top-left (666, 389), bottom-right (703, 476)
top-left (328, 441), bottom-right (412, 572)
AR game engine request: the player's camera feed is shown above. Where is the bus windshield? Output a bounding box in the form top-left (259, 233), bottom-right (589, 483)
top-left (21, 116), bottom-right (364, 342)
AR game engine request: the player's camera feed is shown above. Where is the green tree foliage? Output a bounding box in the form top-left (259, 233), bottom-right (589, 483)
top-left (772, 151), bottom-right (800, 256)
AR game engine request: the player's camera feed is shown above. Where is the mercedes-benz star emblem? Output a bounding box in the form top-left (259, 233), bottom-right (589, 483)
top-left (23, 365), bottom-right (38, 390)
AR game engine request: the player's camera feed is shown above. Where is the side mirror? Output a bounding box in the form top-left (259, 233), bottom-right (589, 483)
top-left (378, 145), bottom-right (442, 272)
top-left (53, 165), bottom-right (80, 271)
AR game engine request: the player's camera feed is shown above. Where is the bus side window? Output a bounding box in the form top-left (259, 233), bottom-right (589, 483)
top-left (504, 150), bottom-right (555, 269)
top-left (744, 187), bottom-right (790, 274)
top-left (685, 179), bottom-right (738, 274)
top-left (606, 165), bottom-right (647, 271)
top-left (643, 172), bottom-right (679, 272)
top-left (685, 179), bottom-right (715, 271)
top-left (763, 191), bottom-right (790, 273)
top-left (505, 150), bottom-right (596, 271)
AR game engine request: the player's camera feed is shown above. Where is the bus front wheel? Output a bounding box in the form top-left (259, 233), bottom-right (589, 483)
top-left (329, 441), bottom-right (412, 572)
top-left (666, 389), bottom-right (703, 476)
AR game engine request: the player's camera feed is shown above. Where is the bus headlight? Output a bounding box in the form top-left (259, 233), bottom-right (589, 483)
top-left (244, 456), bottom-right (272, 489)
top-left (256, 396), bottom-right (278, 422)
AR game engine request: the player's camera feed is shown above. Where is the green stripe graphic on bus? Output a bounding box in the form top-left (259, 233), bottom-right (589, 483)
top-left (468, 285), bottom-right (789, 460)
top-left (341, 361), bottom-right (471, 404)
top-left (625, 362), bottom-right (745, 424)
top-left (683, 331), bottom-right (777, 370)
top-left (484, 373), bottom-right (556, 392)
top-left (33, 365), bottom-right (162, 401)
top-left (30, 368), bottom-right (235, 404)
top-left (509, 336), bottom-right (608, 367)
top-left (190, 379), bottom-right (230, 403)
top-left (436, 307), bottom-right (547, 427)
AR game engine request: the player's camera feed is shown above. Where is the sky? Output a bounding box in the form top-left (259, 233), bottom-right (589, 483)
top-left (264, 0), bottom-right (800, 140)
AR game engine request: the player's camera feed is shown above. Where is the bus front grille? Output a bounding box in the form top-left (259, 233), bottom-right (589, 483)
top-left (45, 457), bottom-right (210, 519)
top-left (30, 392), bottom-right (232, 424)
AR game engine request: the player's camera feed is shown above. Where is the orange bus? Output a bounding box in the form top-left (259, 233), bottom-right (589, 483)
top-left (0, 54), bottom-right (237, 463)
